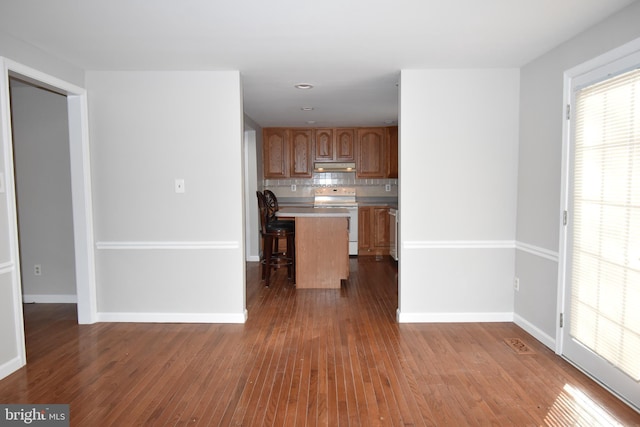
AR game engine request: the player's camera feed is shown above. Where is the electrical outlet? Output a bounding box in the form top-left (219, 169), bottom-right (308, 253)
top-left (385, 184), bottom-right (391, 192)
top-left (291, 184), bottom-right (296, 192)
top-left (34, 264), bottom-right (42, 276)
top-left (514, 277), bottom-right (520, 291)
top-left (174, 179), bottom-right (185, 193)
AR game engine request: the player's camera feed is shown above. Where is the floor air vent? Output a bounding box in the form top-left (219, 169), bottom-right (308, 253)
top-left (504, 338), bottom-right (536, 354)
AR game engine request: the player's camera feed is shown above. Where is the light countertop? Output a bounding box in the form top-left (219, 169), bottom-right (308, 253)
top-left (278, 197), bottom-right (397, 209)
top-left (276, 207), bottom-right (351, 217)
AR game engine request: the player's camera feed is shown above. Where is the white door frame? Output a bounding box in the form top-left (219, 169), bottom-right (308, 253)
top-left (557, 36), bottom-right (640, 353)
top-left (243, 127), bottom-right (259, 262)
top-left (1, 59), bottom-right (97, 340)
top-left (556, 37), bottom-right (640, 410)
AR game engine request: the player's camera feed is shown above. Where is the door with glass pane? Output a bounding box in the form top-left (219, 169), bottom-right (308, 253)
top-left (562, 64), bottom-right (640, 410)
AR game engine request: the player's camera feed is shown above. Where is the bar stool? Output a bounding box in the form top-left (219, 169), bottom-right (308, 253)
top-left (256, 191), bottom-right (295, 287)
top-left (263, 189), bottom-right (294, 255)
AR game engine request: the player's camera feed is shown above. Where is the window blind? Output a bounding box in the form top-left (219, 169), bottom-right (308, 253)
top-left (571, 67), bottom-right (640, 381)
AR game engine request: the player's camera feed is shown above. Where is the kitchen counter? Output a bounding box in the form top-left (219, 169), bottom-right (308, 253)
top-left (278, 199), bottom-right (397, 209)
top-left (276, 206), bottom-right (351, 217)
top-left (357, 201), bottom-right (398, 209)
top-left (276, 207), bottom-right (349, 288)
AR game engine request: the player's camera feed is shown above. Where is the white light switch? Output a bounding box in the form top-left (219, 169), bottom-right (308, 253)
top-left (174, 179), bottom-right (185, 193)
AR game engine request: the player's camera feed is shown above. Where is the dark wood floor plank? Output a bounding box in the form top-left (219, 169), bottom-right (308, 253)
top-left (1, 258), bottom-right (639, 426)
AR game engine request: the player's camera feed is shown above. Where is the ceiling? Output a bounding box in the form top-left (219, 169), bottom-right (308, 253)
top-left (0, 0), bottom-right (636, 127)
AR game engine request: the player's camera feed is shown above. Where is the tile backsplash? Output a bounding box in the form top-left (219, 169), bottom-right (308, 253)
top-left (263, 172), bottom-right (398, 198)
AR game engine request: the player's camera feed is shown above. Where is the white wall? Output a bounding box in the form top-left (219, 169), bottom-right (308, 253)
top-left (398, 69), bottom-right (520, 322)
top-left (0, 30), bottom-right (83, 87)
top-left (87, 71), bottom-right (246, 321)
top-left (514, 1), bottom-right (640, 347)
top-left (10, 82), bottom-right (76, 302)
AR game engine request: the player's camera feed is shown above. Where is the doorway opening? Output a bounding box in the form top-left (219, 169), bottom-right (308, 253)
top-left (9, 78), bottom-right (77, 307)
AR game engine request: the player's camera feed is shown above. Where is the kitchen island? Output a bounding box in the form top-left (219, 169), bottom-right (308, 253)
top-left (276, 207), bottom-right (350, 289)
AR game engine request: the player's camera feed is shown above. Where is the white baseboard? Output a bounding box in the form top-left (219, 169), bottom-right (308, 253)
top-left (397, 310), bottom-right (514, 323)
top-left (513, 313), bottom-right (556, 350)
top-left (396, 310), bottom-right (556, 351)
top-left (246, 255), bottom-right (260, 262)
top-left (0, 356), bottom-right (25, 382)
top-left (97, 309), bottom-right (248, 324)
top-left (22, 294), bottom-right (77, 304)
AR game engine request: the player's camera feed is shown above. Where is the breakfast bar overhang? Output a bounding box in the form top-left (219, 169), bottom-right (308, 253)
top-left (276, 207), bottom-right (350, 289)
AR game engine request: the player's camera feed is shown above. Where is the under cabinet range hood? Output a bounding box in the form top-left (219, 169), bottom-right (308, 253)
top-left (313, 162), bottom-right (356, 173)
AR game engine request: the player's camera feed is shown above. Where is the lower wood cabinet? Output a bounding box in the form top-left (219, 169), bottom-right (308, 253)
top-left (358, 206), bottom-right (391, 256)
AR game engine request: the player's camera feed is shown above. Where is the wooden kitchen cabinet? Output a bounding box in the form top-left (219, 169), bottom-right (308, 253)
top-left (264, 126), bottom-right (396, 179)
top-left (263, 128), bottom-right (289, 178)
top-left (313, 128), bottom-right (355, 162)
top-left (356, 128), bottom-right (387, 178)
top-left (358, 207), bottom-right (372, 253)
top-left (263, 128), bottom-right (313, 178)
top-left (387, 126), bottom-right (398, 179)
top-left (314, 128), bottom-right (334, 161)
top-left (290, 129), bottom-right (313, 177)
top-left (358, 206), bottom-right (391, 256)
top-left (335, 128), bottom-right (356, 161)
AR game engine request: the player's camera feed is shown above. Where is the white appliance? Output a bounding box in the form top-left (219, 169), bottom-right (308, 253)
top-left (313, 187), bottom-right (358, 255)
top-left (389, 208), bottom-right (398, 261)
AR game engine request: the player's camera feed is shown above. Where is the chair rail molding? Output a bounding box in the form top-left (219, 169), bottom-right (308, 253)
top-left (403, 240), bottom-right (516, 249)
top-left (515, 241), bottom-right (559, 262)
top-left (402, 240), bottom-right (560, 263)
top-left (0, 261), bottom-right (14, 275)
top-left (95, 240), bottom-right (240, 250)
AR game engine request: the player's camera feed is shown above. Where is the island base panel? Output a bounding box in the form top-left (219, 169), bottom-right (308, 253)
top-left (295, 217), bottom-right (349, 289)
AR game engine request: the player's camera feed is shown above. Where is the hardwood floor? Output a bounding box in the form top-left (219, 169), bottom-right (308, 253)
top-left (1, 257), bottom-right (639, 426)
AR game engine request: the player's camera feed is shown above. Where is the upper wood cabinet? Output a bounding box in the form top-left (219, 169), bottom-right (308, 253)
top-left (263, 128), bottom-right (313, 178)
top-left (387, 126), bottom-right (398, 179)
top-left (313, 128), bottom-right (355, 162)
top-left (356, 128), bottom-right (387, 178)
top-left (335, 128), bottom-right (356, 161)
top-left (263, 126), bottom-right (397, 179)
top-left (263, 128), bottom-right (289, 178)
top-left (314, 128), bottom-right (334, 161)
top-left (290, 129), bottom-right (313, 177)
